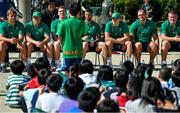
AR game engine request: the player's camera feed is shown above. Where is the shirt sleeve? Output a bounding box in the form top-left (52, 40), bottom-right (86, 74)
top-left (129, 22), bottom-right (137, 35)
top-left (151, 21), bottom-right (157, 35)
top-left (18, 22), bottom-right (25, 36)
top-left (51, 20), bottom-right (56, 33)
top-left (160, 21), bottom-right (167, 35)
top-left (0, 22), bottom-right (6, 35)
top-left (43, 23), bottom-right (50, 36)
top-left (105, 22), bottom-right (111, 33)
top-left (25, 23), bottom-right (31, 36)
top-left (123, 22), bottom-right (129, 34)
top-left (56, 22), bottom-right (63, 38)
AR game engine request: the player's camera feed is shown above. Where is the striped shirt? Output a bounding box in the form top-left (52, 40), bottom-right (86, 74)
top-left (6, 74), bottom-right (31, 106)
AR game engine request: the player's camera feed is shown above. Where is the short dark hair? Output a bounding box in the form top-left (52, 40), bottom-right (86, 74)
top-left (173, 59), bottom-right (180, 71)
top-left (85, 8), bottom-right (92, 13)
top-left (79, 59), bottom-right (94, 74)
top-left (114, 69), bottom-right (129, 88)
top-left (78, 90), bottom-right (97, 112)
top-left (10, 60), bottom-right (25, 75)
top-left (46, 74), bottom-right (63, 92)
top-left (64, 76), bottom-right (84, 99)
top-left (97, 99), bottom-right (120, 112)
top-left (34, 57), bottom-right (50, 71)
top-left (38, 68), bottom-right (51, 85)
top-left (48, 2), bottom-right (55, 6)
top-left (97, 65), bottom-right (113, 83)
top-left (68, 63), bottom-right (79, 76)
top-left (120, 61), bottom-right (134, 74)
top-left (85, 87), bottom-right (100, 103)
top-left (27, 63), bottom-right (37, 78)
top-left (172, 71), bottom-right (180, 87)
top-left (159, 67), bottom-right (172, 81)
top-left (69, 2), bottom-right (81, 16)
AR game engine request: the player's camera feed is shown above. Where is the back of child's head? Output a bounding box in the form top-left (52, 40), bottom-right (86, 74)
top-left (46, 74), bottom-right (63, 92)
top-left (120, 61), bottom-right (134, 74)
top-left (27, 63), bottom-right (37, 78)
top-left (78, 89), bottom-right (98, 112)
top-left (96, 99), bottom-right (120, 112)
top-left (68, 63), bottom-right (79, 77)
top-left (127, 67), bottom-right (146, 100)
top-left (173, 59), bottom-right (180, 71)
top-left (34, 57), bottom-right (50, 71)
top-left (10, 60), bottom-right (25, 75)
top-left (84, 87), bottom-right (100, 103)
top-left (38, 68), bottom-right (51, 85)
top-left (97, 65), bottom-right (113, 83)
top-left (79, 59), bottom-right (93, 74)
top-left (69, 2), bottom-right (81, 16)
top-left (159, 67), bottom-right (172, 81)
top-left (64, 76), bottom-right (85, 100)
top-left (172, 71), bottom-right (180, 87)
top-left (114, 69), bottom-right (129, 89)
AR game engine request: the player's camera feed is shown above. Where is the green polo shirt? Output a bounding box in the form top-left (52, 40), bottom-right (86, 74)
top-left (0, 20), bottom-right (24, 38)
top-left (105, 21), bottom-right (129, 39)
top-left (25, 21), bottom-right (49, 41)
top-left (85, 20), bottom-right (101, 42)
top-left (130, 19), bottom-right (157, 43)
top-left (161, 20), bottom-right (180, 37)
top-left (57, 16), bottom-right (87, 58)
top-left (51, 18), bottom-right (66, 33)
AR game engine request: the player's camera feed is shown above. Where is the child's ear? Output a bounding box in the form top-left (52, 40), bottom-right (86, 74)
top-left (156, 98), bottom-right (164, 108)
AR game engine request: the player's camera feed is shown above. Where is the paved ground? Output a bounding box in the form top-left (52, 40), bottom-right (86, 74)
top-left (0, 52), bottom-right (180, 112)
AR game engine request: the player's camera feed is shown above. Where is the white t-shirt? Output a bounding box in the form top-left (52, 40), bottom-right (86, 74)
top-left (36, 92), bottom-right (65, 113)
top-left (79, 73), bottom-right (97, 87)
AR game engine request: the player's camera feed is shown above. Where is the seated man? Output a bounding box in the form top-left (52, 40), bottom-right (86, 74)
top-left (105, 12), bottom-right (132, 67)
top-left (82, 8), bottom-right (107, 65)
top-left (26, 11), bottom-right (53, 66)
top-left (0, 8), bottom-right (26, 72)
top-left (161, 10), bottom-right (180, 67)
top-left (130, 9), bottom-right (159, 66)
top-left (51, 6), bottom-right (66, 68)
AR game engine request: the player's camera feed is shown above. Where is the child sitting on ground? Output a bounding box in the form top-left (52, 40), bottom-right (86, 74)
top-left (158, 66), bottom-right (174, 88)
top-left (79, 59), bottom-right (96, 87)
top-left (6, 60), bottom-right (31, 108)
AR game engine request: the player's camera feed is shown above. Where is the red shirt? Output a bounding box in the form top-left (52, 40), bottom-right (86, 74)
top-left (27, 76), bottom-right (40, 89)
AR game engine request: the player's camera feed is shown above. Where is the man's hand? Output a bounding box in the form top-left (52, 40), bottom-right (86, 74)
top-left (35, 41), bottom-right (42, 47)
top-left (10, 37), bottom-right (18, 44)
top-left (82, 36), bottom-right (88, 41)
top-left (117, 38), bottom-right (125, 44)
top-left (174, 36), bottom-right (180, 42)
top-left (39, 41), bottom-right (46, 47)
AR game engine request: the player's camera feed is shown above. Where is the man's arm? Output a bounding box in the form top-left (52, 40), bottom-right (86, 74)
top-left (160, 34), bottom-right (177, 42)
top-left (26, 34), bottom-right (39, 45)
top-left (152, 33), bottom-right (159, 46)
top-left (40, 34), bottom-right (50, 45)
top-left (105, 32), bottom-right (120, 44)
